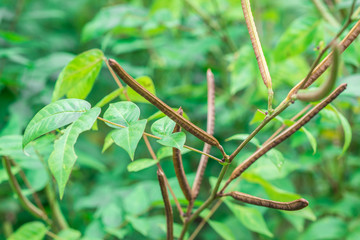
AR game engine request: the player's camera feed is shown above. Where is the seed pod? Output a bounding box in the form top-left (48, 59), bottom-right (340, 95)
top-left (222, 191), bottom-right (308, 211)
top-left (157, 169), bottom-right (173, 240)
top-left (172, 108), bottom-right (192, 201)
top-left (108, 59), bottom-right (221, 150)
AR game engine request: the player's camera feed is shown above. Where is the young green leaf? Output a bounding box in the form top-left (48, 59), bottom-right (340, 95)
top-left (111, 119), bottom-right (147, 160)
top-left (102, 130), bottom-right (116, 153)
top-left (127, 158), bottom-right (158, 172)
top-left (103, 101), bottom-right (140, 128)
top-left (52, 49), bottom-right (104, 101)
top-left (225, 201), bottom-right (273, 238)
top-left (157, 132), bottom-right (186, 150)
top-left (8, 222), bottom-right (47, 240)
top-left (151, 116), bottom-right (176, 137)
top-left (48, 107), bottom-right (101, 199)
top-left (23, 99), bottom-right (91, 149)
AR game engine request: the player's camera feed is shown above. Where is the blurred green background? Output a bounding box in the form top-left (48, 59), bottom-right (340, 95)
top-left (0, 0), bottom-right (360, 239)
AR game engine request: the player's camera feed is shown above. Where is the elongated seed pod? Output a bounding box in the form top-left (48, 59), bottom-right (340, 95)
top-left (297, 46), bottom-right (340, 101)
top-left (172, 108), bottom-right (192, 201)
top-left (229, 84), bottom-right (347, 182)
top-left (222, 192), bottom-right (308, 211)
top-left (192, 69), bottom-right (215, 199)
top-left (108, 59), bottom-right (221, 149)
top-left (157, 169), bottom-right (174, 240)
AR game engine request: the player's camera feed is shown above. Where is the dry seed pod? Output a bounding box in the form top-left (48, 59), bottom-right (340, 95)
top-left (297, 45), bottom-right (340, 102)
top-left (172, 108), bottom-right (192, 201)
top-left (157, 169), bottom-right (173, 240)
top-left (108, 59), bottom-right (222, 150)
top-left (223, 192), bottom-right (308, 211)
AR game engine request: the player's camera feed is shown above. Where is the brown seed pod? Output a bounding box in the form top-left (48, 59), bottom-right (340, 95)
top-left (222, 191), bottom-right (308, 211)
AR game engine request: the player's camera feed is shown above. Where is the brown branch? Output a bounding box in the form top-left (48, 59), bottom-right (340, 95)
top-left (221, 192), bottom-right (308, 211)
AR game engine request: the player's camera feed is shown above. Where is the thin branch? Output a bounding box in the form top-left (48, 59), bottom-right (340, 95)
top-left (97, 117), bottom-right (223, 163)
top-left (192, 69), bottom-right (216, 200)
top-left (222, 84), bottom-right (347, 192)
top-left (2, 157), bottom-right (50, 224)
top-left (241, 0), bottom-right (274, 111)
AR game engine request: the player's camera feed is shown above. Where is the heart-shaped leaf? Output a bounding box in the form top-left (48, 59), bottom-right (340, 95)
top-left (151, 116), bottom-right (176, 137)
top-left (112, 119), bottom-right (147, 160)
top-left (157, 132), bottom-right (186, 150)
top-left (104, 101), bottom-right (140, 128)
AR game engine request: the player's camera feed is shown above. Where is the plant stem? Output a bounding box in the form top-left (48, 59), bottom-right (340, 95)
top-left (45, 184), bottom-right (69, 230)
top-left (104, 58), bottom-right (130, 101)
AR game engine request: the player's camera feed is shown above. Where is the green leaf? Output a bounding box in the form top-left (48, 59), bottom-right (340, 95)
top-left (151, 116), bottom-right (176, 137)
top-left (225, 201), bottom-right (273, 238)
top-left (128, 216), bottom-right (150, 237)
top-left (125, 76), bottom-right (156, 103)
top-left (157, 132), bottom-right (186, 150)
top-left (208, 220), bottom-right (236, 240)
top-left (23, 99), bottom-right (91, 149)
top-left (8, 222), bottom-right (47, 240)
top-left (127, 158), bottom-right (158, 172)
top-left (225, 134), bottom-right (261, 147)
top-left (274, 16), bottom-right (320, 61)
top-left (48, 107), bottom-right (101, 199)
top-left (57, 228), bottom-right (81, 240)
top-left (112, 119), bottom-right (147, 160)
top-left (103, 101), bottom-right (140, 128)
top-left (327, 104), bottom-right (352, 155)
top-left (52, 49), bottom-right (104, 101)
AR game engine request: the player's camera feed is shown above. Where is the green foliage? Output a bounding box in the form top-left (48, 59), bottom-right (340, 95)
top-left (8, 222), bottom-right (47, 240)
